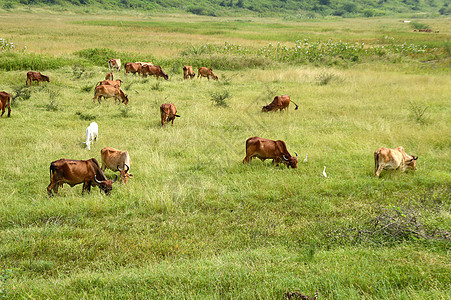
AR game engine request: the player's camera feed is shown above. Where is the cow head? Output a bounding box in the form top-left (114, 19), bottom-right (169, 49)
top-left (42, 74), bottom-right (50, 82)
top-left (282, 153), bottom-right (298, 169)
top-left (163, 72), bottom-right (169, 80)
top-left (94, 174), bottom-right (118, 195)
top-left (117, 164), bottom-right (133, 184)
top-left (406, 155), bottom-right (418, 170)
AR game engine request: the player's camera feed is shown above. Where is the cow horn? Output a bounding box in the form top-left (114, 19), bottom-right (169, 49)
top-left (94, 175), bottom-right (102, 184)
top-left (117, 165), bottom-right (123, 172)
top-left (112, 174), bottom-right (118, 183)
top-left (294, 152), bottom-right (298, 157)
top-left (282, 155), bottom-right (289, 161)
top-left (125, 164), bottom-right (130, 172)
top-left (412, 156), bottom-right (418, 160)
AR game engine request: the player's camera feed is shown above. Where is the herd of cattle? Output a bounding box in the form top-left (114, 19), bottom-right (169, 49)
top-left (0, 58), bottom-right (419, 196)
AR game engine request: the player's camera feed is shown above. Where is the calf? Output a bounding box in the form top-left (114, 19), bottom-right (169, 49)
top-left (100, 147), bottom-right (133, 184)
top-left (262, 95), bottom-right (299, 112)
top-left (47, 158), bottom-right (117, 196)
top-left (183, 65), bottom-right (195, 79)
top-left (83, 122), bottom-right (98, 150)
top-left (198, 67), bottom-right (218, 80)
top-left (243, 136), bottom-right (298, 168)
top-left (374, 146), bottom-right (418, 177)
top-left (0, 91), bottom-right (11, 117)
top-left (26, 71), bottom-right (49, 86)
top-left (160, 103), bottom-right (180, 127)
top-left (108, 59), bottom-right (122, 72)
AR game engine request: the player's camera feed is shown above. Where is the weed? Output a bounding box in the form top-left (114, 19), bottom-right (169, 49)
top-left (10, 85), bottom-right (31, 105)
top-left (316, 72), bottom-right (336, 85)
top-left (45, 100), bottom-right (59, 112)
top-left (72, 64), bottom-right (87, 79)
top-left (76, 111), bottom-right (96, 121)
top-left (210, 89), bottom-right (230, 107)
top-left (408, 101), bottom-right (429, 124)
top-left (151, 82), bottom-right (163, 91)
top-left (81, 85), bottom-right (93, 93)
top-left (119, 107), bottom-right (131, 118)
top-left (410, 22), bottom-right (430, 30)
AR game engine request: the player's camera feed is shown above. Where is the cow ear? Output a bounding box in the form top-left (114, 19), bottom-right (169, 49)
top-left (128, 174), bottom-right (134, 178)
top-left (412, 156), bottom-right (418, 160)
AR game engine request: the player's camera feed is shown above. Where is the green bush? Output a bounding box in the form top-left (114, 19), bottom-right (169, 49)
top-left (0, 52), bottom-right (76, 71)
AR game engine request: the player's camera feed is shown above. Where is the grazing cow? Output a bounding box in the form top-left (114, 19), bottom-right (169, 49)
top-left (105, 73), bottom-right (114, 80)
top-left (125, 62), bottom-right (142, 75)
top-left (100, 147), bottom-right (133, 184)
top-left (197, 67), bottom-right (218, 80)
top-left (83, 122), bottom-right (98, 150)
top-left (183, 65), bottom-right (195, 79)
top-left (0, 91), bottom-right (11, 117)
top-left (142, 65), bottom-right (169, 80)
top-left (262, 95), bottom-right (299, 112)
top-left (243, 136), bottom-right (298, 168)
top-left (26, 71), bottom-right (49, 87)
top-left (160, 103), bottom-right (180, 127)
top-left (93, 85), bottom-right (129, 105)
top-left (135, 62), bottom-right (153, 67)
top-left (374, 147), bottom-right (418, 177)
top-left (47, 158), bottom-right (117, 196)
top-left (108, 59), bottom-right (122, 72)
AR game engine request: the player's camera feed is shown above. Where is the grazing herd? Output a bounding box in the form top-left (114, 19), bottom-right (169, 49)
top-left (1, 58), bottom-right (419, 196)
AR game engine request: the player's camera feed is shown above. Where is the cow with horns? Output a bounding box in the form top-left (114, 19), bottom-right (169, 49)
top-left (374, 146), bottom-right (418, 177)
top-left (100, 147), bottom-right (133, 184)
top-left (47, 158), bottom-right (117, 196)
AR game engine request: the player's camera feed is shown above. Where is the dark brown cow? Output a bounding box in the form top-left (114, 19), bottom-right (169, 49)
top-left (374, 146), bottom-right (418, 177)
top-left (160, 103), bottom-right (180, 127)
top-left (101, 147), bottom-right (133, 184)
top-left (47, 158), bottom-right (117, 196)
top-left (125, 62), bottom-right (142, 75)
top-left (26, 71), bottom-right (49, 87)
top-left (93, 85), bottom-right (128, 105)
top-left (262, 95), bottom-right (298, 112)
top-left (243, 136), bottom-right (298, 168)
top-left (0, 91), bottom-right (11, 117)
top-left (105, 73), bottom-right (114, 80)
top-left (183, 65), bottom-right (195, 79)
top-left (197, 67), bottom-right (218, 80)
top-left (142, 65), bottom-right (169, 80)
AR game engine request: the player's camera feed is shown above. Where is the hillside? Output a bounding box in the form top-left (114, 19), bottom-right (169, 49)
top-left (1, 0), bottom-right (450, 17)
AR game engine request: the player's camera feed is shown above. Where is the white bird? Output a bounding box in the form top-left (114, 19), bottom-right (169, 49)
top-left (303, 153), bottom-right (308, 163)
top-left (322, 166), bottom-right (327, 178)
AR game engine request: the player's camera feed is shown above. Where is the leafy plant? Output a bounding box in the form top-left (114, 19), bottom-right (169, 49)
top-left (408, 101), bottom-right (429, 124)
top-left (210, 89), bottom-right (230, 107)
top-left (151, 82), bottom-right (163, 91)
top-left (410, 22), bottom-right (430, 30)
top-left (76, 111), bottom-right (96, 121)
top-left (316, 72), bottom-right (336, 85)
top-left (45, 100), bottom-right (59, 112)
top-left (11, 85), bottom-right (31, 105)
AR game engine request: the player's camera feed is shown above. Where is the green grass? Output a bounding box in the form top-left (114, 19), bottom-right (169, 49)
top-left (0, 12), bottom-right (450, 299)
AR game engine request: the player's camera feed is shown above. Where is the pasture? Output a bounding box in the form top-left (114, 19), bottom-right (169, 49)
top-left (0, 11), bottom-right (450, 299)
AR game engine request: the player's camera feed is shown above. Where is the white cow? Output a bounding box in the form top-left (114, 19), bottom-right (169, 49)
top-left (108, 59), bottom-right (122, 72)
top-left (83, 122), bottom-right (98, 150)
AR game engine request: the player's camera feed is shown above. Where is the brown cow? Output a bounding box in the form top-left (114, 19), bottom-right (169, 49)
top-left (262, 95), bottom-right (298, 112)
top-left (142, 65), bottom-right (169, 80)
top-left (243, 136), bottom-right (298, 168)
top-left (101, 147), bottom-right (133, 184)
top-left (108, 59), bottom-right (122, 72)
top-left (105, 73), bottom-right (114, 80)
top-left (26, 71), bottom-right (49, 87)
top-left (47, 158), bottom-right (117, 196)
top-left (125, 62), bottom-right (142, 75)
top-left (197, 67), bottom-right (218, 80)
top-left (0, 91), bottom-right (11, 117)
top-left (160, 103), bottom-right (180, 127)
top-left (135, 62), bottom-right (153, 67)
top-left (93, 85), bottom-right (129, 105)
top-left (95, 79), bottom-right (122, 88)
top-left (374, 147), bottom-right (418, 177)
top-left (183, 65), bottom-right (195, 79)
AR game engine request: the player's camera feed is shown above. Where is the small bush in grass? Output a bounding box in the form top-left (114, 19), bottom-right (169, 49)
top-left (408, 101), bottom-right (429, 124)
top-left (211, 89), bottom-right (230, 107)
top-left (10, 85), bottom-right (31, 105)
top-left (316, 72), bottom-right (336, 85)
top-left (76, 111), bottom-right (96, 121)
top-left (411, 22), bottom-right (430, 30)
top-left (151, 82), bottom-right (163, 91)
top-left (45, 101), bottom-right (59, 112)
top-left (81, 85), bottom-right (92, 93)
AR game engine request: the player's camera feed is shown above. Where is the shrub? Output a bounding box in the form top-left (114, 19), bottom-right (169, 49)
top-left (410, 22), bottom-right (430, 30)
top-left (210, 89), bottom-right (230, 107)
top-left (10, 85), bottom-right (31, 105)
top-left (76, 111), bottom-right (96, 121)
top-left (408, 101), bottom-right (429, 124)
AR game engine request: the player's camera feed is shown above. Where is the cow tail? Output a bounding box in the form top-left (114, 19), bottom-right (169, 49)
top-left (291, 100), bottom-right (299, 110)
top-left (7, 94), bottom-right (11, 117)
top-left (49, 162), bottom-right (56, 181)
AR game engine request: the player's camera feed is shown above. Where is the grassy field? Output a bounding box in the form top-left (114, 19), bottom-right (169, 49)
top-left (0, 11), bottom-right (450, 299)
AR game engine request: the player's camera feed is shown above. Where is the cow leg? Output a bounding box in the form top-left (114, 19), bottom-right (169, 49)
top-left (375, 163), bottom-right (385, 177)
top-left (243, 155), bottom-right (252, 163)
top-left (0, 107), bottom-right (4, 117)
top-left (47, 182), bottom-right (55, 196)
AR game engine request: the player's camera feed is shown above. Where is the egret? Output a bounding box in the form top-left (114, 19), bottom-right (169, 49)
top-left (322, 166), bottom-right (327, 178)
top-left (303, 153), bottom-right (308, 163)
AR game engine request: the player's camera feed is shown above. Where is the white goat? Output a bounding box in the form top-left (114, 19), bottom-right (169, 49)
top-left (83, 122), bottom-right (98, 150)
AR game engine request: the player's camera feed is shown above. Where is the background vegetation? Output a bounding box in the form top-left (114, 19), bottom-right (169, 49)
top-left (0, 11), bottom-right (450, 299)
top-left (0, 0), bottom-right (451, 17)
